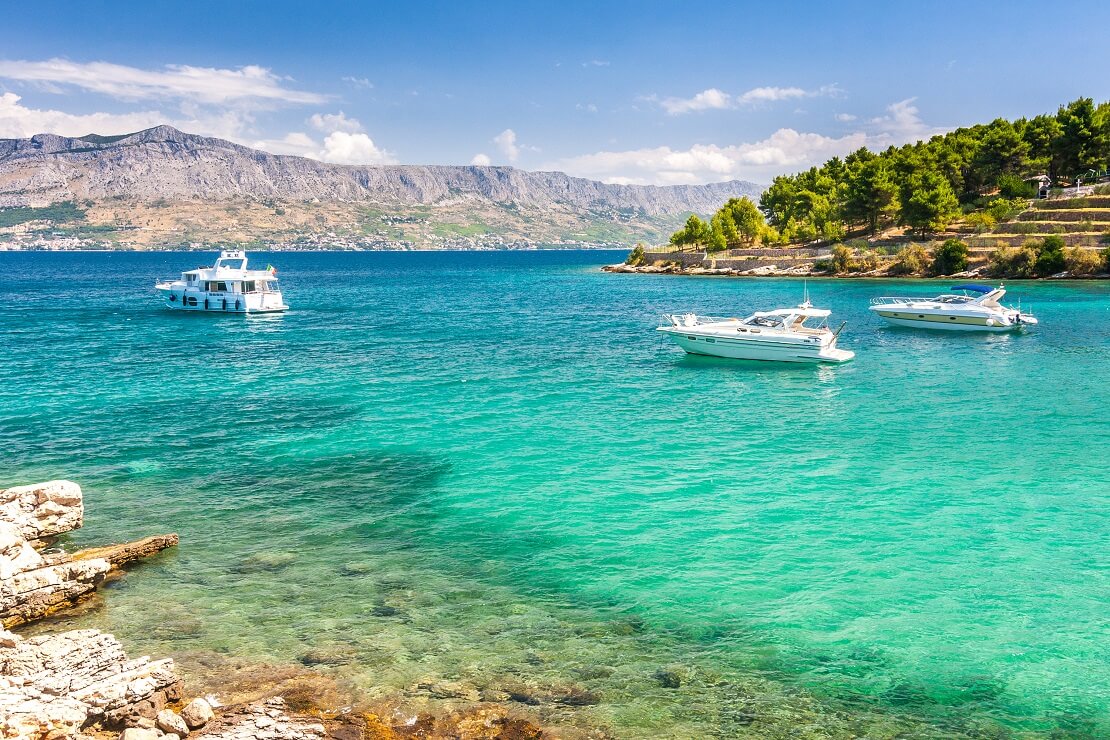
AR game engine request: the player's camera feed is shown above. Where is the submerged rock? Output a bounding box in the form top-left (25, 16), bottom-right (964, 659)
top-left (655, 664), bottom-right (693, 689)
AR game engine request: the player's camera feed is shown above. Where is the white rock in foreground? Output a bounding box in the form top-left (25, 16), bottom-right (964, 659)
top-left (0, 480), bottom-right (84, 541)
top-left (0, 628), bottom-right (182, 739)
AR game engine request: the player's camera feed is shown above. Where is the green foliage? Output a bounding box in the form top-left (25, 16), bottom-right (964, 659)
top-left (997, 173), bottom-right (1037, 199)
top-left (830, 244), bottom-right (853, 273)
top-left (1063, 247), bottom-right (1103, 275)
top-left (843, 155), bottom-right (900, 233)
top-left (931, 239), bottom-right (970, 275)
top-left (889, 243), bottom-right (931, 275)
top-left (0, 201), bottom-right (86, 228)
top-left (964, 212), bottom-right (997, 233)
top-left (902, 171), bottom-right (961, 233)
top-left (712, 97), bottom-right (1110, 249)
top-left (625, 243), bottom-right (646, 266)
top-left (989, 245), bottom-right (1038, 277)
top-left (1034, 235), bottom-right (1066, 276)
top-left (669, 214), bottom-right (711, 248)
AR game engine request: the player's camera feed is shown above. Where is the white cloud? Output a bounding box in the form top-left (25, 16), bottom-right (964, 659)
top-left (550, 96), bottom-right (946, 185)
top-left (835, 112), bottom-right (857, 122)
top-left (735, 86), bottom-right (808, 105)
top-left (582, 60), bottom-right (610, 67)
top-left (341, 76), bottom-right (372, 89)
top-left (551, 129), bottom-right (868, 185)
top-left (470, 153), bottom-right (492, 166)
top-left (870, 97), bottom-right (939, 140)
top-left (251, 129), bottom-right (394, 165)
top-left (493, 128), bottom-right (519, 162)
top-left (320, 131), bottom-right (392, 165)
top-left (0, 58), bottom-right (326, 106)
top-left (0, 91), bottom-right (252, 141)
top-left (576, 103), bottom-right (598, 113)
top-left (660, 88), bottom-right (732, 115)
top-left (309, 111), bottom-right (362, 133)
top-left (658, 84), bottom-right (841, 115)
top-left (0, 91), bottom-right (163, 138)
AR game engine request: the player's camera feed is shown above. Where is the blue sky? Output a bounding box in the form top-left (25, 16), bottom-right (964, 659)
top-left (2, 0), bottom-right (1109, 185)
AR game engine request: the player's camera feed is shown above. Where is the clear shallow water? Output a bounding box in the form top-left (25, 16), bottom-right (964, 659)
top-left (1, 251), bottom-right (1108, 737)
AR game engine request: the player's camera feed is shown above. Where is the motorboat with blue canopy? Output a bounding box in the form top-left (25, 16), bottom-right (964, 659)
top-left (869, 284), bottom-right (1036, 331)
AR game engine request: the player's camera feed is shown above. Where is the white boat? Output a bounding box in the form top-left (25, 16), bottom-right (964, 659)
top-left (155, 250), bottom-right (288, 313)
top-left (657, 298), bottom-right (854, 363)
top-left (869, 284), bottom-right (1036, 331)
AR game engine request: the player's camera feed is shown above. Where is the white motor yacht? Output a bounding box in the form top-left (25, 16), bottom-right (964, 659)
top-left (657, 298), bottom-right (854, 363)
top-left (155, 250), bottom-right (288, 314)
top-left (869, 284), bottom-right (1035, 331)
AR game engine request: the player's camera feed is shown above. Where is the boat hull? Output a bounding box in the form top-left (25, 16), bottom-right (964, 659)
top-left (660, 329), bottom-right (853, 363)
top-left (870, 308), bottom-right (1022, 332)
top-left (157, 287), bottom-right (288, 314)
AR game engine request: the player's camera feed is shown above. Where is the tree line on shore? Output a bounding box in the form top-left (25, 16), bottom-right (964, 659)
top-left (669, 97), bottom-right (1110, 250)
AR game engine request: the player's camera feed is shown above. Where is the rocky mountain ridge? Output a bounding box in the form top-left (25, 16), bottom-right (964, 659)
top-left (0, 125), bottom-right (760, 216)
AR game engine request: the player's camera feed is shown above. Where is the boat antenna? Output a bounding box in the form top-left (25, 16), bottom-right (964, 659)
top-left (800, 280), bottom-right (812, 309)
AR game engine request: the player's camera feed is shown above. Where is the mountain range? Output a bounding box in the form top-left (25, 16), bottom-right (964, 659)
top-left (0, 126), bottom-right (762, 249)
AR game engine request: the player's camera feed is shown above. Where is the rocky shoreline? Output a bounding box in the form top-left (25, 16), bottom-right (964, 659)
top-left (602, 261), bottom-right (1110, 279)
top-left (0, 480), bottom-right (550, 739)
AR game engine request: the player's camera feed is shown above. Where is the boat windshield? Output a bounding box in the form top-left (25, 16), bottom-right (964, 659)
top-left (217, 258), bottom-right (246, 270)
top-left (744, 314), bottom-right (786, 328)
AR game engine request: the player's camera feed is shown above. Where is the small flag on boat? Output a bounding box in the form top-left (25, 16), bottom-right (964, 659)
top-left (266, 264), bottom-right (277, 275)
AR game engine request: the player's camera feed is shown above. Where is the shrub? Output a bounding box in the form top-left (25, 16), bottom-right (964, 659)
top-left (987, 197), bottom-right (1028, 221)
top-left (998, 173), bottom-right (1037, 199)
top-left (830, 244), bottom-right (853, 273)
top-left (1103, 246), bottom-right (1110, 270)
top-left (988, 245), bottom-right (1037, 278)
top-left (625, 243), bottom-right (646, 266)
top-left (931, 239), bottom-right (970, 275)
top-left (856, 248), bottom-right (883, 272)
top-left (1034, 235), bottom-right (1066, 276)
top-left (889, 243), bottom-right (930, 275)
top-left (812, 258), bottom-right (835, 273)
top-left (964, 212), bottom-right (997, 234)
top-left (1011, 222), bottom-right (1037, 234)
top-left (1101, 233), bottom-right (1110, 245)
top-left (1064, 247), bottom-right (1103, 275)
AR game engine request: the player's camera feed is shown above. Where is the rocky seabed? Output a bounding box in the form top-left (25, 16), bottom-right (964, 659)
top-left (0, 480), bottom-right (549, 739)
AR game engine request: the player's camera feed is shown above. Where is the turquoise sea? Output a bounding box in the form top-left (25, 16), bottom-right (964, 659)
top-left (1, 250), bottom-right (1108, 738)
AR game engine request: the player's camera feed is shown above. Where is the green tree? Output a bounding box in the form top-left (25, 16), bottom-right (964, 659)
top-left (1022, 114), bottom-right (1063, 176)
top-left (669, 214), bottom-right (712, 249)
top-left (902, 171), bottom-right (961, 233)
top-left (1054, 98), bottom-right (1104, 178)
top-left (931, 239), bottom-right (970, 275)
top-left (844, 157), bottom-right (900, 233)
top-left (1034, 235), bottom-right (1066, 276)
top-left (971, 119), bottom-right (1030, 190)
top-left (722, 197), bottom-right (765, 244)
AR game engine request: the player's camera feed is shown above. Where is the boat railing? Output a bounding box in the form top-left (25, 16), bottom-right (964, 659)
top-left (869, 296), bottom-right (939, 306)
top-left (661, 313), bottom-right (739, 326)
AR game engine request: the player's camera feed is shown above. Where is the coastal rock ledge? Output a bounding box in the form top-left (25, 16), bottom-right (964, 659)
top-left (0, 480), bottom-right (178, 629)
top-left (0, 627), bottom-right (182, 738)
